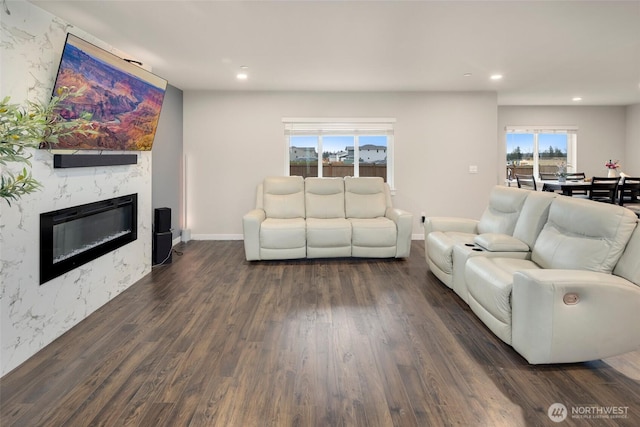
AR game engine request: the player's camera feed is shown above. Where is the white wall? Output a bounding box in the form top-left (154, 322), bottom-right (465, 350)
top-left (498, 106), bottom-right (628, 178)
top-left (0, 2), bottom-right (152, 376)
top-left (183, 91), bottom-right (498, 239)
top-left (625, 104), bottom-right (640, 176)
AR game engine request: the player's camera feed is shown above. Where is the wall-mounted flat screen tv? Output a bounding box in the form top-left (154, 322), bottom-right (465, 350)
top-left (48, 33), bottom-right (167, 151)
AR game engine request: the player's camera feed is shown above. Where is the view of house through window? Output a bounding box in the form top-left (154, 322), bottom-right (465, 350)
top-left (284, 119), bottom-right (395, 187)
top-left (506, 127), bottom-right (577, 180)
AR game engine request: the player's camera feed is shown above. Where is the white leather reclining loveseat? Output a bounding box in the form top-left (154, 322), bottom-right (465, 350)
top-left (425, 185), bottom-right (640, 364)
top-left (243, 176), bottom-right (413, 261)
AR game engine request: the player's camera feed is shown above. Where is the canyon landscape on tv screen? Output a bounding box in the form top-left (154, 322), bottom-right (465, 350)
top-left (51, 34), bottom-right (167, 151)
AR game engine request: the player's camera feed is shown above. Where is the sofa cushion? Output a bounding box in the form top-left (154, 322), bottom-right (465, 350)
top-left (306, 218), bottom-right (352, 257)
top-left (344, 177), bottom-right (388, 218)
top-left (263, 176), bottom-right (305, 219)
top-left (350, 217), bottom-right (397, 257)
top-left (531, 197), bottom-right (638, 273)
top-left (260, 218), bottom-right (306, 250)
top-left (451, 243), bottom-right (531, 304)
top-left (305, 177), bottom-right (345, 218)
top-left (613, 222), bottom-right (640, 286)
top-left (350, 217), bottom-right (396, 245)
top-left (466, 257), bottom-right (541, 343)
top-left (477, 186), bottom-right (529, 235)
top-left (426, 231), bottom-right (477, 275)
top-left (512, 190), bottom-right (556, 248)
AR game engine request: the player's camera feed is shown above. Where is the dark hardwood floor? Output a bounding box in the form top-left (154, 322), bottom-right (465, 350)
top-left (1, 241), bottom-right (638, 426)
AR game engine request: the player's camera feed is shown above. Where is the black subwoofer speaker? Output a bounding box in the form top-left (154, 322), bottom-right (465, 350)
top-left (153, 231), bottom-right (172, 265)
top-left (154, 207), bottom-right (171, 233)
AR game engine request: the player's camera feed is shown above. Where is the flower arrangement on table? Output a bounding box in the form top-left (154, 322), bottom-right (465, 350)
top-left (605, 160), bottom-right (620, 169)
top-left (557, 162), bottom-right (568, 176)
top-left (605, 160), bottom-right (620, 178)
top-left (556, 161), bottom-right (570, 181)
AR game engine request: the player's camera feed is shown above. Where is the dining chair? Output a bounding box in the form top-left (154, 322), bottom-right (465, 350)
top-left (515, 174), bottom-right (537, 191)
top-left (618, 177), bottom-right (640, 206)
top-left (539, 172), bottom-right (560, 194)
top-left (539, 172), bottom-right (557, 180)
top-left (588, 177), bottom-right (619, 203)
top-left (566, 172), bottom-right (586, 181)
top-left (565, 172), bottom-right (587, 194)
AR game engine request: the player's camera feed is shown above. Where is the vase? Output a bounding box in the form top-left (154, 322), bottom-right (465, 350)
top-left (608, 169), bottom-right (617, 178)
top-left (558, 176), bottom-right (566, 183)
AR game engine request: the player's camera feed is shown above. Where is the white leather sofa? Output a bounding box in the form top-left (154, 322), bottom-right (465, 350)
top-left (425, 186), bottom-right (640, 364)
top-left (425, 186), bottom-right (554, 292)
top-left (243, 176), bottom-right (413, 261)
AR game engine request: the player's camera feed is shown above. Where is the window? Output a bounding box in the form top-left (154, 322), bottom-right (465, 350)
top-left (283, 118), bottom-right (395, 189)
top-left (505, 126), bottom-right (577, 180)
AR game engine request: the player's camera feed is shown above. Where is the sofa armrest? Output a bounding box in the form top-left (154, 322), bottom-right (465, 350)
top-left (473, 233), bottom-right (530, 252)
top-left (511, 269), bottom-right (640, 364)
top-left (386, 208), bottom-right (413, 257)
top-left (242, 209), bottom-right (266, 261)
top-left (424, 217), bottom-right (479, 235)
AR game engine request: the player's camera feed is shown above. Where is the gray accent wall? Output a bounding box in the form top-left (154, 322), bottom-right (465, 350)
top-left (152, 84), bottom-right (184, 240)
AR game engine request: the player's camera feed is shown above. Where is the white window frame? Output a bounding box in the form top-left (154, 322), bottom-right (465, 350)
top-left (505, 125), bottom-right (578, 179)
top-left (283, 117), bottom-right (396, 190)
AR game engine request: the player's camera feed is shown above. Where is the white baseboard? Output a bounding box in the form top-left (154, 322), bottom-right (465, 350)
top-left (172, 236), bottom-right (181, 246)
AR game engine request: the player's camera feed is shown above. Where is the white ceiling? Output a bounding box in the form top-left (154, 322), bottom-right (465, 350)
top-left (28, 0), bottom-right (640, 106)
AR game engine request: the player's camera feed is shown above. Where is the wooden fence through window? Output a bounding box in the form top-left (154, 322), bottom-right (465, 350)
top-left (290, 163), bottom-right (387, 181)
top-left (507, 165), bottom-right (560, 179)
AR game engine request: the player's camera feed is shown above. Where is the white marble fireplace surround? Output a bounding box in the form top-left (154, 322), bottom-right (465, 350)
top-left (1, 1), bottom-right (152, 376)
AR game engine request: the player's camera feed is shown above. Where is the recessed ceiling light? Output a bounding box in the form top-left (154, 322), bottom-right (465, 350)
top-left (463, 73), bottom-right (472, 77)
top-left (237, 66), bottom-right (249, 80)
top-left (490, 74), bottom-right (503, 81)
top-left (572, 97), bottom-right (583, 102)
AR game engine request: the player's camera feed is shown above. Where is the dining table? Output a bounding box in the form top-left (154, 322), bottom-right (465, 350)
top-left (541, 180), bottom-right (591, 196)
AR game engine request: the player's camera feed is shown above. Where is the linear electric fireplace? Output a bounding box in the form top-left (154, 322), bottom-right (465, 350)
top-left (40, 194), bottom-right (138, 284)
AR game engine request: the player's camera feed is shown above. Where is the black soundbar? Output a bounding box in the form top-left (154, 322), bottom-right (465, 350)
top-left (53, 154), bottom-right (138, 168)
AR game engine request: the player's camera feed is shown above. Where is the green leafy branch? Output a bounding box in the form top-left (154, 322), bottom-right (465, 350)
top-left (0, 87), bottom-right (97, 206)
top-left (0, 167), bottom-right (41, 206)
